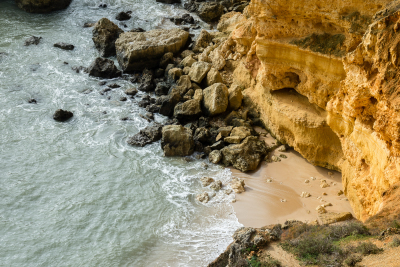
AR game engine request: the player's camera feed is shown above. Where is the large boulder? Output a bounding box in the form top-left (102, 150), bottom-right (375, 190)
top-left (221, 136), bottom-right (268, 172)
top-left (174, 99), bottom-right (202, 121)
top-left (16, 0), bottom-right (71, 13)
top-left (188, 62), bottom-right (211, 83)
top-left (88, 57), bottom-right (122, 79)
top-left (202, 83), bottom-right (229, 116)
top-left (92, 18), bottom-right (123, 57)
top-left (161, 125), bottom-right (194, 156)
top-left (197, 2), bottom-right (224, 22)
top-left (115, 29), bottom-right (189, 72)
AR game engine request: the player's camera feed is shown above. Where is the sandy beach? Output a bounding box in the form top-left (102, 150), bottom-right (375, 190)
top-left (231, 134), bottom-right (353, 228)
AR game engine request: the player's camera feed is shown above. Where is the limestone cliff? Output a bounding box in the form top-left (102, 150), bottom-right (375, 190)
top-left (214, 0), bottom-right (400, 220)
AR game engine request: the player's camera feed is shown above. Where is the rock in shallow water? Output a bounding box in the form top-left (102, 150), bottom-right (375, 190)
top-left (161, 125), bottom-right (194, 156)
top-left (92, 18), bottom-right (123, 57)
top-left (88, 57), bottom-right (121, 79)
top-left (53, 109), bottom-right (73, 122)
top-left (24, 36), bottom-right (42, 46)
top-left (115, 29), bottom-right (189, 72)
top-left (16, 0), bottom-right (72, 13)
top-left (54, 42), bottom-right (74, 50)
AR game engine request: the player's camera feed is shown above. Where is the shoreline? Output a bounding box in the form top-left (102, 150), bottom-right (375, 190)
top-left (230, 134), bottom-right (353, 228)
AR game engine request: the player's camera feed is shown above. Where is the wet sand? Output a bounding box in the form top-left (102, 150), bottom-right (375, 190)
top-left (231, 135), bottom-right (354, 227)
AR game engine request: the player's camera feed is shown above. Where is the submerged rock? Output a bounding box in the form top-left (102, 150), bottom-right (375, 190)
top-left (16, 0), bottom-right (72, 13)
top-left (24, 36), bottom-right (42, 46)
top-left (53, 109), bottom-right (73, 122)
top-left (116, 11), bottom-right (131, 21)
top-left (88, 57), bottom-right (122, 79)
top-left (115, 29), bottom-right (189, 72)
top-left (196, 192), bottom-right (209, 203)
top-left (54, 42), bottom-right (74, 50)
top-left (92, 18), bottom-right (123, 57)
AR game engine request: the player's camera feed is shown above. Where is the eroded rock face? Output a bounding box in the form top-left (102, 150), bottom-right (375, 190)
top-left (16, 0), bottom-right (72, 13)
top-left (115, 29), bottom-right (189, 72)
top-left (217, 0), bottom-right (398, 220)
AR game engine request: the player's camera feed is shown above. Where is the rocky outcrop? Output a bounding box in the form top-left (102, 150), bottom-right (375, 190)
top-left (92, 18), bottom-right (123, 57)
top-left (16, 0), bottom-right (71, 13)
top-left (213, 0), bottom-right (400, 220)
top-left (115, 29), bottom-right (189, 72)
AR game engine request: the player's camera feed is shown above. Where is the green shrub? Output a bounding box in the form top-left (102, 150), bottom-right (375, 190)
top-left (248, 255), bottom-right (281, 267)
top-left (280, 222), bottom-right (371, 266)
top-left (343, 254), bottom-right (363, 266)
top-left (355, 242), bottom-right (383, 255)
top-left (391, 220), bottom-right (400, 229)
top-left (391, 237), bottom-right (400, 247)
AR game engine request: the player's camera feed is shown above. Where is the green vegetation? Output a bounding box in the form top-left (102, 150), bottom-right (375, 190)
top-left (280, 222), bottom-right (374, 266)
top-left (390, 237), bottom-right (400, 247)
top-left (343, 254), bottom-right (363, 266)
top-left (290, 33), bottom-right (346, 57)
top-left (355, 241), bottom-right (383, 255)
top-left (249, 255), bottom-right (281, 267)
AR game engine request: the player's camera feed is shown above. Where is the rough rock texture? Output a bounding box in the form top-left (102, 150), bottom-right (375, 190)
top-left (88, 57), bottom-right (121, 79)
top-left (188, 62), bottom-right (211, 83)
top-left (92, 18), bottom-right (123, 57)
top-left (221, 136), bottom-right (268, 172)
top-left (173, 99), bottom-right (202, 121)
top-left (217, 0), bottom-right (398, 220)
top-left (161, 125), bottom-right (194, 156)
top-left (127, 124), bottom-right (162, 147)
top-left (203, 83), bottom-right (229, 116)
top-left (115, 29), bottom-right (189, 72)
top-left (16, 0), bottom-right (71, 13)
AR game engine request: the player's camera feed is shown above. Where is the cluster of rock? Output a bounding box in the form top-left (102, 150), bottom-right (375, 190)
top-left (196, 176), bottom-right (244, 203)
top-left (84, 16), bottom-right (269, 172)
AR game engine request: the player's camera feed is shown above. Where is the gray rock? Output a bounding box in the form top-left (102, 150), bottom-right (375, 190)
top-left (24, 36), bottom-right (42, 46)
top-left (159, 92), bottom-right (181, 117)
top-left (88, 57), bottom-right (122, 79)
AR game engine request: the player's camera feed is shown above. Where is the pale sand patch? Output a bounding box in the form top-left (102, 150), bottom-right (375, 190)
top-left (231, 136), bottom-right (353, 227)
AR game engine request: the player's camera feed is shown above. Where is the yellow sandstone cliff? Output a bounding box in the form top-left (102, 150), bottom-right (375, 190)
top-left (214, 0), bottom-right (400, 220)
